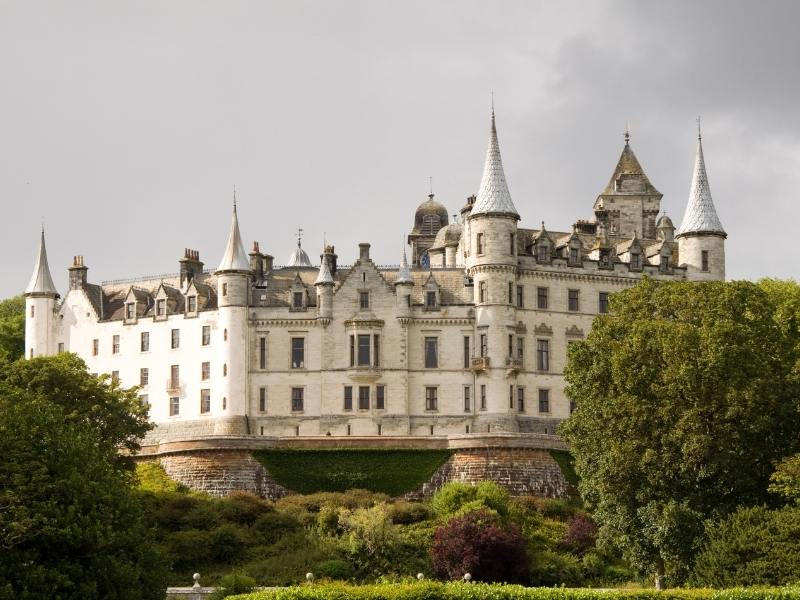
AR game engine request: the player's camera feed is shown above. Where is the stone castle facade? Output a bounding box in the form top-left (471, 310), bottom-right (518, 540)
top-left (24, 114), bottom-right (726, 447)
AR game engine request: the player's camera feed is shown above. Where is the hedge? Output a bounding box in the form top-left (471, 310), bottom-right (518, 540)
top-left (230, 582), bottom-right (800, 600)
top-left (253, 449), bottom-right (453, 496)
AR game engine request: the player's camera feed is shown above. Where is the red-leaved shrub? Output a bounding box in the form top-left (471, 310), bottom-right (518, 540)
top-left (431, 510), bottom-right (529, 584)
top-left (561, 512), bottom-right (598, 554)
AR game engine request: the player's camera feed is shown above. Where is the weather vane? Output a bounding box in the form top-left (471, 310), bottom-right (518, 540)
top-left (296, 228), bottom-right (304, 247)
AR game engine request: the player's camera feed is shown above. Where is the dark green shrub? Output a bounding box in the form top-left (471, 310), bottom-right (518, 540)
top-left (691, 505), bottom-right (800, 587)
top-left (536, 498), bottom-right (575, 521)
top-left (316, 559), bottom-right (354, 580)
top-left (155, 494), bottom-right (203, 530)
top-left (165, 529), bottom-right (213, 569)
top-left (241, 531), bottom-right (335, 586)
top-left (210, 572), bottom-right (256, 599)
top-left (252, 511), bottom-right (302, 545)
top-left (316, 505), bottom-right (342, 535)
top-left (529, 549), bottom-right (583, 586)
top-left (389, 501), bottom-right (432, 524)
top-left (209, 524), bottom-right (250, 562)
top-left (183, 499), bottom-right (224, 530)
top-left (220, 492), bottom-right (274, 525)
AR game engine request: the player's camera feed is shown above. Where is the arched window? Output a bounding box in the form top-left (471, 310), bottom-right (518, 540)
top-left (421, 215), bottom-right (441, 235)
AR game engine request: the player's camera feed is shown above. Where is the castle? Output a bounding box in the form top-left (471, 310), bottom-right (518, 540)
top-left (23, 112), bottom-right (726, 497)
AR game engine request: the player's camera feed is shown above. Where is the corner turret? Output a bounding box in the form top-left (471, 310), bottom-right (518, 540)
top-left (24, 229), bottom-right (59, 358)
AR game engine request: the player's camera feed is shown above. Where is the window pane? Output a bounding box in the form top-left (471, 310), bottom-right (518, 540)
top-left (537, 287), bottom-right (548, 309)
top-left (259, 387), bottom-right (267, 412)
top-left (170, 397), bottom-right (180, 416)
top-left (376, 385), bottom-right (385, 409)
top-left (599, 292), bottom-right (609, 314)
top-left (463, 336), bottom-right (470, 368)
top-left (291, 388), bottom-right (304, 411)
top-left (344, 386), bottom-right (352, 410)
top-left (464, 387), bottom-right (471, 412)
top-left (568, 289), bottom-right (579, 311)
top-left (424, 337), bottom-right (438, 368)
top-left (202, 325), bottom-right (211, 346)
top-left (373, 335), bottom-right (380, 367)
top-left (538, 389), bottom-right (550, 413)
top-left (357, 334), bottom-right (371, 366)
top-left (200, 389), bottom-right (211, 414)
top-left (358, 386), bottom-right (370, 409)
top-left (291, 338), bottom-right (305, 369)
top-left (359, 292), bottom-right (369, 309)
top-left (537, 340), bottom-right (550, 371)
top-left (425, 387), bottom-right (437, 411)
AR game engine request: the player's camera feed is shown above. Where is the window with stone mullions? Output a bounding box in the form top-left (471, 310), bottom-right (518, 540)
top-left (291, 338), bottom-right (305, 369)
top-left (357, 334), bottom-right (371, 366)
top-left (424, 337), bottom-right (438, 368)
top-left (537, 339), bottom-right (550, 371)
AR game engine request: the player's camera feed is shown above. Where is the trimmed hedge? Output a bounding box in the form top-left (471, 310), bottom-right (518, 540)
top-left (253, 449), bottom-right (453, 496)
top-left (230, 582), bottom-right (800, 600)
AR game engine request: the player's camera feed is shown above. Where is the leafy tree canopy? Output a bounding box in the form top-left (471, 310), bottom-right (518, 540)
top-left (769, 454), bottom-right (800, 505)
top-left (0, 353), bottom-right (151, 465)
top-left (0, 295), bottom-right (25, 362)
top-left (560, 278), bottom-right (800, 587)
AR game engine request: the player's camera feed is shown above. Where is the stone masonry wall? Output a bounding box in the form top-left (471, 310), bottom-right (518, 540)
top-left (150, 445), bottom-right (570, 500)
top-left (157, 451), bottom-right (290, 500)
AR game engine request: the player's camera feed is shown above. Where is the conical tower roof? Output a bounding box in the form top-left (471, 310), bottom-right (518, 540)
top-left (217, 204), bottom-right (250, 272)
top-left (25, 229), bottom-right (58, 297)
top-left (470, 112), bottom-right (519, 218)
top-left (396, 246), bottom-right (412, 284)
top-left (601, 138), bottom-right (661, 196)
top-left (676, 133), bottom-right (725, 238)
top-left (314, 254), bottom-right (334, 285)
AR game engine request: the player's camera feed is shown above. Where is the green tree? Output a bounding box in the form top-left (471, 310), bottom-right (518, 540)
top-left (560, 279), bottom-right (800, 588)
top-left (690, 505), bottom-right (800, 587)
top-left (0, 295), bottom-right (25, 362)
top-left (0, 395), bottom-right (168, 599)
top-left (0, 353), bottom-right (151, 465)
top-left (769, 454), bottom-right (800, 504)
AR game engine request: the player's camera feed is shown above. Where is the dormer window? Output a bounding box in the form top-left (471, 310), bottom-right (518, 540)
top-left (125, 303), bottom-right (135, 320)
top-left (659, 254), bottom-right (670, 273)
top-left (156, 299), bottom-right (166, 317)
top-left (537, 244), bottom-right (549, 262)
top-left (186, 295), bottom-right (197, 314)
top-left (426, 291), bottom-right (436, 308)
top-left (293, 291), bottom-right (303, 309)
top-left (631, 253), bottom-right (642, 270)
top-left (569, 248), bottom-right (578, 265)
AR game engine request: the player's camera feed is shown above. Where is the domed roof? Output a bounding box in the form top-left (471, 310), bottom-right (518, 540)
top-left (412, 194), bottom-right (449, 235)
top-left (657, 214), bottom-right (675, 229)
top-left (432, 221), bottom-right (462, 249)
top-left (287, 243), bottom-right (312, 268)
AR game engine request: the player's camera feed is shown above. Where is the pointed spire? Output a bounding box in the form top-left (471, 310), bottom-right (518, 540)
top-left (396, 245), bottom-right (412, 284)
top-left (25, 228), bottom-right (59, 297)
top-left (676, 127), bottom-right (726, 238)
top-left (217, 202), bottom-right (250, 272)
top-left (314, 254), bottom-right (334, 285)
top-left (470, 110), bottom-right (519, 218)
top-left (601, 139), bottom-right (661, 196)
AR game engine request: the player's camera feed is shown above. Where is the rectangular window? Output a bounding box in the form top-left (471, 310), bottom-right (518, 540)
top-left (349, 335), bottom-right (355, 367)
top-left (291, 338), bottom-right (305, 369)
top-left (537, 286), bottom-right (548, 309)
top-left (344, 386), bottom-right (353, 411)
top-left (510, 233), bottom-right (515, 254)
top-left (508, 282), bottom-right (513, 304)
top-left (568, 289), bottom-right (580, 312)
top-left (570, 247), bottom-right (579, 264)
top-left (293, 291), bottom-right (304, 309)
top-left (631, 253), bottom-right (641, 270)
top-left (476, 232), bottom-right (484, 255)
top-left (517, 387), bottom-right (525, 412)
top-left (538, 244), bottom-right (549, 262)
top-left (517, 337), bottom-right (524, 360)
top-left (259, 387), bottom-right (267, 412)
top-left (140, 331), bottom-right (149, 352)
top-left (259, 336), bottom-right (267, 369)
top-left (599, 292), bottom-right (609, 314)
top-left (202, 325), bottom-right (211, 346)
top-left (57, 342), bottom-right (64, 353)
top-left (537, 339), bottom-right (550, 371)
top-left (538, 389), bottom-right (550, 414)
top-left (424, 337), bottom-right (438, 368)
top-left (463, 336), bottom-right (470, 369)
top-left (426, 291), bottom-right (436, 308)
top-left (480, 333), bottom-right (488, 357)
top-left (222, 282), bottom-right (228, 296)
top-left (373, 335), bottom-right (380, 367)
top-left (111, 370), bottom-right (119, 383)
top-left (508, 334), bottom-right (513, 358)
top-left (357, 334), bottom-right (371, 366)
top-left (170, 396), bottom-right (180, 416)
top-left (140, 367), bottom-right (149, 386)
top-left (92, 338), bottom-right (99, 356)
top-left (701, 250), bottom-right (709, 272)
top-left (291, 387), bottom-right (304, 411)
top-left (125, 303), bottom-right (135, 319)
top-left (156, 299), bottom-right (166, 316)
top-left (171, 329), bottom-right (180, 349)
top-left (200, 388), bottom-right (211, 414)
top-left (516, 285), bottom-right (524, 308)
top-left (509, 384), bottom-right (514, 408)
top-left (376, 385), bottom-right (385, 410)
top-left (112, 335), bottom-right (120, 354)
top-left (480, 384), bottom-right (487, 410)
top-left (187, 296), bottom-right (197, 313)
top-left (425, 386), bottom-right (438, 411)
top-left (170, 365), bottom-right (180, 389)
top-left (479, 281), bottom-right (487, 303)
top-left (358, 386), bottom-right (370, 410)
top-left (464, 386), bottom-right (471, 412)
top-left (201, 361), bottom-right (210, 380)
top-left (359, 291), bottom-right (369, 309)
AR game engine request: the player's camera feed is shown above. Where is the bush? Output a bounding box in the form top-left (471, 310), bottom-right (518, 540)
top-left (220, 492), bottom-right (274, 525)
top-left (431, 481), bottom-right (510, 518)
top-left (164, 529), bottom-right (213, 570)
top-left (529, 549), bottom-right (583, 587)
top-left (316, 559), bottom-right (354, 580)
top-left (209, 524), bottom-right (250, 563)
top-left (389, 501), bottom-right (432, 525)
top-left (560, 513), bottom-right (598, 555)
top-left (210, 573), bottom-right (256, 599)
top-left (431, 509), bottom-right (529, 584)
top-left (241, 531), bottom-right (336, 586)
top-left (135, 461), bottom-right (188, 494)
top-left (691, 505), bottom-right (800, 587)
top-left (536, 498), bottom-right (576, 521)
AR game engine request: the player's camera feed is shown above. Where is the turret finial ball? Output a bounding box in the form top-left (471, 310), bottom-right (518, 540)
top-left (306, 572), bottom-right (314, 582)
top-left (464, 573), bottom-right (472, 582)
top-left (417, 573), bottom-right (424, 581)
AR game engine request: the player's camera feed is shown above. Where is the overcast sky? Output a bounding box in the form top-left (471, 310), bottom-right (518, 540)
top-left (2, 0), bottom-right (798, 298)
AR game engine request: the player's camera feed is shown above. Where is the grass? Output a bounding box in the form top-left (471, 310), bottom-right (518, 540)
top-left (253, 449), bottom-right (453, 496)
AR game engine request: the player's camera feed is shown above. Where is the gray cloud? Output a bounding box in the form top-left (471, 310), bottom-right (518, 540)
top-left (2, 0), bottom-right (798, 298)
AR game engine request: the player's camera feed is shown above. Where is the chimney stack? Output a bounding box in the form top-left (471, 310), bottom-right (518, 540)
top-left (68, 255), bottom-right (88, 290)
top-left (358, 243), bottom-right (370, 263)
top-left (179, 248), bottom-right (204, 288)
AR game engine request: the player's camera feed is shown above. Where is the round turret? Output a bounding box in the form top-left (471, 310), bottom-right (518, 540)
top-left (411, 194), bottom-right (449, 236)
top-left (656, 214), bottom-right (675, 242)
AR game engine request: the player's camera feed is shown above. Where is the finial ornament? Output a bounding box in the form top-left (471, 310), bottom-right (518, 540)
top-left (233, 184), bottom-right (237, 209)
top-left (697, 115), bottom-right (702, 140)
top-left (624, 122), bottom-right (631, 145)
top-left (491, 90), bottom-right (495, 115)
top-left (296, 228), bottom-right (304, 248)
top-left (429, 176), bottom-right (433, 197)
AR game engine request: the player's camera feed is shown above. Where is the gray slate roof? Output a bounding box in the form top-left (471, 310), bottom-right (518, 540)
top-left (469, 113), bottom-right (519, 218)
top-left (676, 137), bottom-right (725, 237)
top-left (25, 230), bottom-right (58, 296)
